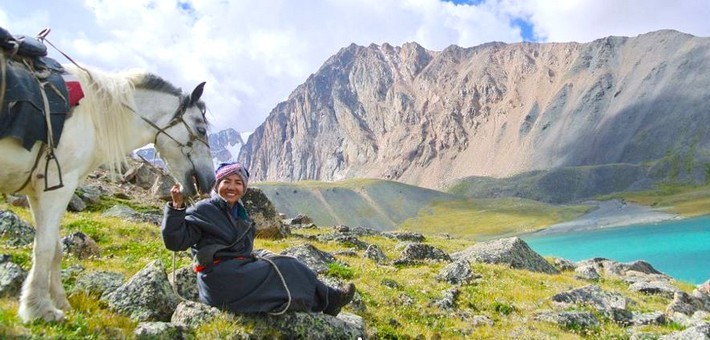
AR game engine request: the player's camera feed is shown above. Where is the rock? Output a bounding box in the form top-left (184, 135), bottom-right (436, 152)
top-left (630, 280), bottom-right (681, 298)
top-left (631, 311), bottom-right (666, 326)
top-left (363, 244), bottom-right (388, 264)
top-left (666, 292), bottom-right (706, 317)
top-left (4, 194), bottom-right (28, 208)
top-left (0, 260), bottom-right (26, 297)
top-left (238, 312), bottom-right (366, 339)
top-left (102, 260), bottom-right (179, 322)
top-left (660, 322), bottom-right (710, 339)
top-left (134, 321), bottom-right (190, 340)
top-left (535, 310), bottom-right (600, 329)
top-left (76, 184), bottom-right (107, 205)
top-left (66, 194), bottom-right (87, 212)
top-left (319, 234), bottom-right (370, 250)
top-left (437, 259), bottom-right (478, 285)
top-left (102, 204), bottom-right (161, 225)
top-left (279, 244), bottom-right (337, 274)
top-left (452, 237), bottom-right (558, 274)
top-left (574, 265), bottom-right (601, 281)
top-left (167, 266), bottom-right (200, 302)
top-left (551, 285), bottom-right (633, 324)
top-left (62, 232), bottom-right (101, 259)
top-left (0, 209), bottom-right (35, 247)
top-left (394, 243), bottom-right (451, 264)
top-left (286, 214), bottom-right (313, 226)
top-left (150, 172), bottom-right (176, 201)
top-left (382, 231), bottom-right (425, 242)
top-left (553, 258), bottom-right (577, 271)
top-left (242, 187), bottom-right (290, 239)
top-left (433, 288), bottom-right (459, 310)
top-left (171, 300), bottom-right (224, 328)
top-left (71, 271), bottom-right (124, 298)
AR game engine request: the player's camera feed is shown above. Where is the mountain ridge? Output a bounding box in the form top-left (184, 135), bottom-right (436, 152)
top-left (239, 30), bottom-right (710, 197)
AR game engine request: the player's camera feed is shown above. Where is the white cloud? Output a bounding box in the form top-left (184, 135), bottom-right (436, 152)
top-left (1, 0), bottom-right (708, 134)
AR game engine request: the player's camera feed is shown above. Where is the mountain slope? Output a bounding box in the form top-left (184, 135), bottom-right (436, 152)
top-left (240, 30), bottom-right (710, 194)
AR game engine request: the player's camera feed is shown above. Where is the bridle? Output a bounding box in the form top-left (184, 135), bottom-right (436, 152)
top-left (128, 95), bottom-right (210, 191)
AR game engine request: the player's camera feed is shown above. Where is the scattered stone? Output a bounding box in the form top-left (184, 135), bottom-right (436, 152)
top-left (551, 285), bottom-right (633, 324)
top-left (666, 292), bottom-right (706, 318)
top-left (0, 260), bottom-right (26, 297)
top-left (134, 321), bottom-right (190, 340)
top-left (575, 265), bottom-right (601, 281)
top-left (452, 237), bottom-right (558, 274)
top-left (167, 266), bottom-right (199, 302)
top-left (630, 280), bottom-right (681, 298)
top-left (437, 259), bottom-right (478, 285)
top-left (171, 300), bottom-right (224, 328)
top-left (71, 271), bottom-right (124, 298)
top-left (553, 258), bottom-right (577, 271)
top-left (0, 209), bottom-right (35, 247)
top-left (433, 288), bottom-right (459, 310)
top-left (67, 194), bottom-right (87, 212)
top-left (394, 243), bottom-right (451, 264)
top-left (363, 244), bottom-right (388, 264)
top-left (382, 231), bottom-right (425, 242)
top-left (660, 322), bottom-right (710, 339)
top-left (62, 232), bottom-right (101, 259)
top-left (102, 260), bottom-right (179, 322)
top-left (243, 187), bottom-right (290, 239)
top-left (279, 244), bottom-right (337, 274)
top-left (535, 310), bottom-right (600, 330)
top-left (631, 311), bottom-right (666, 326)
top-left (5, 194), bottom-right (28, 208)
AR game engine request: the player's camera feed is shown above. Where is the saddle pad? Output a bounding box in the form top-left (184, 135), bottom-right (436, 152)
top-left (0, 59), bottom-right (69, 150)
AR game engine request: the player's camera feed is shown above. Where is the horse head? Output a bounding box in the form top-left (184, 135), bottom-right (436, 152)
top-left (152, 82), bottom-right (215, 198)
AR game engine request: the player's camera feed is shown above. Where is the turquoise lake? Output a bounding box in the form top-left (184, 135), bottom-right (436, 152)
top-left (521, 215), bottom-right (710, 285)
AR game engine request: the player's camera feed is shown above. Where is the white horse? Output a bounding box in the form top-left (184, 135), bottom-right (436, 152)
top-left (0, 64), bottom-right (215, 322)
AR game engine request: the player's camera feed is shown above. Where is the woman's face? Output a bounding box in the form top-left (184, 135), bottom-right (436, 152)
top-left (217, 173), bottom-right (245, 206)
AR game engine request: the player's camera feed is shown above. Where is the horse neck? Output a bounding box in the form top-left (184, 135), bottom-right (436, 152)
top-left (130, 89), bottom-right (184, 146)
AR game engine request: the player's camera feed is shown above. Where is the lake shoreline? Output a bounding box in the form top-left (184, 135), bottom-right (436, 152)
top-left (532, 199), bottom-right (683, 236)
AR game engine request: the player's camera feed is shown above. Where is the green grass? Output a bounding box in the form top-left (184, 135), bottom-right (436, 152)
top-left (0, 178), bottom-right (706, 338)
top-left (399, 197), bottom-right (592, 240)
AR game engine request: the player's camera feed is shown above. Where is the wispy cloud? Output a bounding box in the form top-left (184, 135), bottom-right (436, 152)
top-left (1, 0), bottom-right (708, 134)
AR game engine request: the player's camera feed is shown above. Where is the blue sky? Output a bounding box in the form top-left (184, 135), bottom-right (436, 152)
top-left (1, 0), bottom-right (708, 133)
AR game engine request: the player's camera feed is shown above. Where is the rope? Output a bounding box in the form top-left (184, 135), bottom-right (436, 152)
top-left (170, 251), bottom-right (189, 302)
top-left (254, 253), bottom-right (294, 316)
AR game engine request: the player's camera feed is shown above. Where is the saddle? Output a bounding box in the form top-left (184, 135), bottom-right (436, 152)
top-left (1, 27), bottom-right (84, 191)
top-left (0, 27), bottom-right (77, 150)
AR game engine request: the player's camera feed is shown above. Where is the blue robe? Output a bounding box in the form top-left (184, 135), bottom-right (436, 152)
top-left (161, 195), bottom-right (330, 313)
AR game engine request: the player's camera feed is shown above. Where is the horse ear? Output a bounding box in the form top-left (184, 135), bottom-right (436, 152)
top-left (189, 82), bottom-right (206, 105)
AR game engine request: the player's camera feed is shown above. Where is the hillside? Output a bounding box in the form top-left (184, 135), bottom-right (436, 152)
top-left (254, 179), bottom-right (592, 240)
top-left (240, 30), bottom-right (710, 198)
top-left (1, 178), bottom-right (708, 338)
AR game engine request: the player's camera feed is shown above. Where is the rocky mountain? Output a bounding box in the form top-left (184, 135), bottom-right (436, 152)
top-left (239, 30), bottom-right (710, 193)
top-left (208, 128), bottom-right (245, 163)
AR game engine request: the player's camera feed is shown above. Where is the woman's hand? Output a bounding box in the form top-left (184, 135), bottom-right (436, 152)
top-left (170, 183), bottom-right (185, 209)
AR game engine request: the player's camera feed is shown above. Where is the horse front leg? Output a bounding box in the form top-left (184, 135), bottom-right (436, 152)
top-left (50, 239), bottom-right (70, 311)
top-left (18, 188), bottom-right (74, 323)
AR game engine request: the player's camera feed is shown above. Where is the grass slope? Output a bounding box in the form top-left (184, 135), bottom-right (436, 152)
top-left (1, 179), bottom-right (708, 338)
top-left (256, 179), bottom-right (593, 240)
top-left (255, 178), bottom-right (461, 230)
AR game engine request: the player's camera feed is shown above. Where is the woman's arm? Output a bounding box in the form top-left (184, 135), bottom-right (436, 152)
top-left (160, 184), bottom-right (202, 251)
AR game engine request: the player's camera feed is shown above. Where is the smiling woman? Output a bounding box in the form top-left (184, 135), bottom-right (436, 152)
top-left (161, 161), bottom-right (357, 317)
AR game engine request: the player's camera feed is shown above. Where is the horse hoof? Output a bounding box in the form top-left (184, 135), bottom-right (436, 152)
top-left (42, 309), bottom-right (65, 322)
top-left (54, 299), bottom-right (71, 311)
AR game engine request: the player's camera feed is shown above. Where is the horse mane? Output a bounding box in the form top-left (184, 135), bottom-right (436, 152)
top-left (63, 64), bottom-right (165, 177)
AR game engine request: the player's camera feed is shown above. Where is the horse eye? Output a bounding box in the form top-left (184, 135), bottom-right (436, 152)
top-left (197, 127), bottom-right (207, 135)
